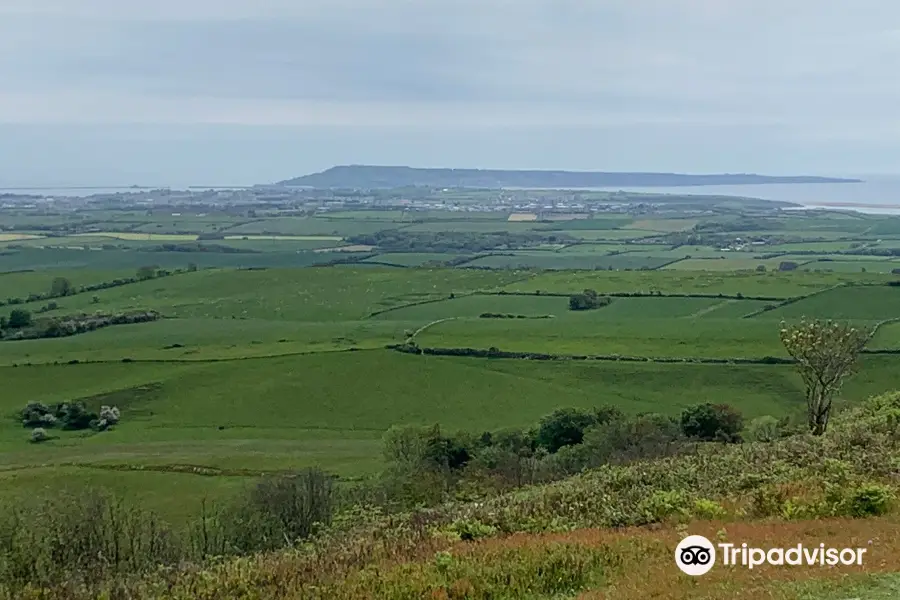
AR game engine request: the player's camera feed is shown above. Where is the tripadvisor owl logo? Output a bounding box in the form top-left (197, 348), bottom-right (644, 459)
top-left (675, 535), bottom-right (716, 576)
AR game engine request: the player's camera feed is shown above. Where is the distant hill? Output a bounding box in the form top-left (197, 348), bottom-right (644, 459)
top-left (278, 165), bottom-right (862, 189)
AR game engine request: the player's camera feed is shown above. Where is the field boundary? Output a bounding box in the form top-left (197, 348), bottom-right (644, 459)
top-left (0, 266), bottom-right (201, 308)
top-left (387, 343), bottom-right (796, 365)
top-left (478, 290), bottom-right (790, 301)
top-left (5, 346), bottom-right (382, 368)
top-left (366, 287), bottom-right (790, 320)
top-left (390, 342), bottom-right (899, 364)
top-left (741, 282), bottom-right (850, 318)
top-left (406, 317), bottom-right (458, 342)
top-left (365, 294), bottom-right (476, 318)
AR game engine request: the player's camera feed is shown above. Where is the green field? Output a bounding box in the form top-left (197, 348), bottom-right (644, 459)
top-left (3, 204), bottom-right (900, 527)
top-left (464, 253), bottom-right (674, 270)
top-left (763, 284), bottom-right (900, 320)
top-left (363, 252), bottom-right (471, 266)
top-left (221, 217), bottom-right (395, 237)
top-left (502, 269), bottom-right (881, 297)
top-left (415, 315), bottom-right (788, 358)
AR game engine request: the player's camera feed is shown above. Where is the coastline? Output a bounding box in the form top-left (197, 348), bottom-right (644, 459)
top-left (785, 203), bottom-right (900, 215)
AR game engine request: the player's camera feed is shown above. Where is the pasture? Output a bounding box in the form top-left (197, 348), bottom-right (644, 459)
top-left (3, 203), bottom-right (900, 528)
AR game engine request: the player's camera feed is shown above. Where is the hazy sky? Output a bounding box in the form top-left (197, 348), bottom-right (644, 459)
top-left (1, 0), bottom-right (899, 186)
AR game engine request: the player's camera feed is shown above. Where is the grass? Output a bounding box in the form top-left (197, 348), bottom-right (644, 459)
top-left (623, 218), bottom-right (699, 232)
top-left (222, 235), bottom-right (343, 241)
top-left (415, 315), bottom-right (792, 358)
top-left (0, 268), bottom-right (138, 299)
top-left (802, 259), bottom-right (900, 273)
top-left (503, 269), bottom-right (882, 298)
top-left (0, 233), bottom-right (44, 242)
top-left (0, 318), bottom-right (414, 364)
top-left (10, 267), bottom-right (522, 321)
top-left (464, 253), bottom-right (673, 270)
top-left (663, 257), bottom-right (816, 271)
top-left (364, 252), bottom-right (470, 266)
top-left (72, 232), bottom-right (201, 241)
top-left (221, 217), bottom-right (395, 237)
top-left (377, 295), bottom-right (773, 322)
top-left (762, 284), bottom-right (900, 320)
top-left (0, 247), bottom-right (337, 271)
top-left (6, 349), bottom-right (897, 520)
top-left (553, 229), bottom-right (663, 240)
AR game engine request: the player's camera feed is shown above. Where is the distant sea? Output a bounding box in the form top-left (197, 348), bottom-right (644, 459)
top-left (0, 186), bottom-right (246, 198)
top-left (3, 175), bottom-right (900, 215)
top-left (587, 174), bottom-right (900, 215)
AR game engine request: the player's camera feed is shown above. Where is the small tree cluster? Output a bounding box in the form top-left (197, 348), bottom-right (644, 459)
top-left (680, 403), bottom-right (744, 442)
top-left (1, 309), bottom-right (32, 330)
top-left (568, 289), bottom-right (611, 311)
top-left (19, 401), bottom-right (121, 433)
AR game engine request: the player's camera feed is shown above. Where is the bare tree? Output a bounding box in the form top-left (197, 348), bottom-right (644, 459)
top-left (779, 318), bottom-right (869, 435)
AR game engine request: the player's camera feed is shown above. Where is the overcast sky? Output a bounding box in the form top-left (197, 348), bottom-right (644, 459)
top-left (1, 0), bottom-right (899, 186)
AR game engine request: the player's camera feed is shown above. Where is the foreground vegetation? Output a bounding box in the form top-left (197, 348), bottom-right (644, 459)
top-left (2, 388), bottom-right (900, 598)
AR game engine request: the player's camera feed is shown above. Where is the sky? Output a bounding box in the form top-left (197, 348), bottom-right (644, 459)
top-left (1, 0), bottom-right (899, 187)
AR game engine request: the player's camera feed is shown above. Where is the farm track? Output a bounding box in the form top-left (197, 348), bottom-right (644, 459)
top-left (407, 317), bottom-right (458, 341)
top-left (686, 299), bottom-right (734, 318)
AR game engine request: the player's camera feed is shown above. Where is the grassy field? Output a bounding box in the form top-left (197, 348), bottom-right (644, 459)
top-left (7, 350), bottom-right (897, 519)
top-left (221, 217), bottom-right (397, 237)
top-left (0, 233), bottom-right (45, 241)
top-left (763, 284), bottom-right (900, 320)
top-left (72, 232), bottom-right (201, 241)
top-left (4, 205), bottom-right (900, 596)
top-left (501, 269), bottom-right (881, 297)
top-left (2, 210), bottom-right (900, 517)
top-left (464, 253), bottom-right (674, 270)
top-left (414, 315), bottom-right (791, 358)
top-left (363, 252), bottom-right (470, 266)
top-left (222, 234), bottom-right (343, 241)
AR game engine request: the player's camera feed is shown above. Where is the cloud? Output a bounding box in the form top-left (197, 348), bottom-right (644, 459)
top-left (1, 0), bottom-right (900, 181)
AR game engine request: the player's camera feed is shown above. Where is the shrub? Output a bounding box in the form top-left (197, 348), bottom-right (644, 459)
top-left (568, 289), bottom-right (611, 311)
top-left (446, 519), bottom-right (497, 541)
top-left (747, 415), bottom-right (781, 443)
top-left (99, 405), bottom-right (121, 425)
top-left (680, 403), bottom-right (744, 442)
top-left (215, 469), bottom-right (336, 553)
top-left (30, 428), bottom-right (49, 443)
top-left (693, 498), bottom-right (727, 520)
top-left (536, 407), bottom-right (598, 453)
top-left (49, 277), bottom-right (73, 297)
top-left (845, 483), bottom-right (893, 517)
top-left (58, 402), bottom-right (98, 431)
top-left (6, 309), bottom-right (31, 329)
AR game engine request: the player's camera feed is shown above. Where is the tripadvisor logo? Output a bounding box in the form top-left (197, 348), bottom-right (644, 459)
top-left (675, 535), bottom-right (868, 576)
top-left (675, 535), bottom-right (716, 576)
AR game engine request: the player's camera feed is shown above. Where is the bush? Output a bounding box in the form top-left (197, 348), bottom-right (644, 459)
top-left (30, 428), bottom-right (49, 443)
top-left (680, 403), bottom-right (744, 442)
top-left (58, 402), bottom-right (98, 430)
top-left (747, 415), bottom-right (781, 443)
top-left (568, 289), bottom-right (611, 311)
top-left (49, 277), bottom-right (73, 297)
top-left (581, 412), bottom-right (682, 466)
top-left (214, 469), bottom-right (336, 553)
top-left (99, 405), bottom-right (121, 425)
top-left (6, 309), bottom-right (32, 329)
top-left (536, 407), bottom-right (598, 453)
top-left (845, 483), bottom-right (893, 517)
